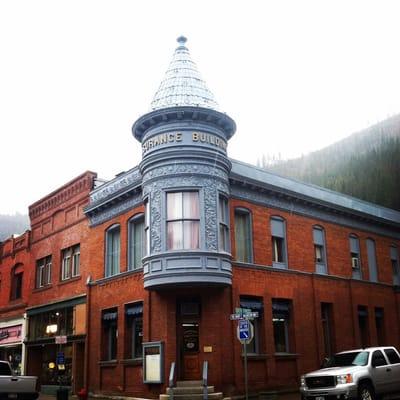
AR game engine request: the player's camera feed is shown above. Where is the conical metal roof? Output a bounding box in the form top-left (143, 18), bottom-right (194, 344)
top-left (150, 36), bottom-right (219, 111)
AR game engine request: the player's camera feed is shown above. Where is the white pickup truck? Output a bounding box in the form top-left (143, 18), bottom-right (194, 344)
top-left (300, 346), bottom-right (400, 400)
top-left (0, 361), bottom-right (38, 400)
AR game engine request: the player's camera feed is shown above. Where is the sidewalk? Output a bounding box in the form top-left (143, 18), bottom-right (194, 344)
top-left (38, 392), bottom-right (301, 400)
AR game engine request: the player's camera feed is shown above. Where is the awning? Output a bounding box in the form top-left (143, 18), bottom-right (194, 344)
top-left (102, 312), bottom-right (117, 321)
top-left (240, 298), bottom-right (263, 310)
top-left (126, 303), bottom-right (143, 316)
top-left (27, 295), bottom-right (86, 316)
top-left (272, 301), bottom-right (290, 318)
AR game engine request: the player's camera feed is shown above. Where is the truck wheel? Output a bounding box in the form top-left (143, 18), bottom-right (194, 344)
top-left (358, 383), bottom-right (375, 400)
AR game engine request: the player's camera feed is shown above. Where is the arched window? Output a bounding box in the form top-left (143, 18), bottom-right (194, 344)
top-left (10, 264), bottom-right (23, 300)
top-left (105, 224), bottom-right (120, 277)
top-left (234, 208), bottom-right (253, 263)
top-left (128, 214), bottom-right (145, 270)
top-left (271, 216), bottom-right (287, 268)
top-left (349, 234), bottom-right (362, 279)
top-left (313, 225), bottom-right (327, 274)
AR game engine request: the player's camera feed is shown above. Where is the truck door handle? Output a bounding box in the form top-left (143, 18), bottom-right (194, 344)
top-left (11, 378), bottom-right (18, 381)
top-left (386, 368), bottom-right (392, 372)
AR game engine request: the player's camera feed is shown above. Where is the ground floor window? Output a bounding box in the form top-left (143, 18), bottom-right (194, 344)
top-left (272, 299), bottom-right (292, 353)
top-left (375, 307), bottom-right (385, 346)
top-left (0, 345), bottom-right (22, 375)
top-left (240, 297), bottom-right (263, 354)
top-left (358, 306), bottom-right (370, 348)
top-left (125, 303), bottom-right (143, 359)
top-left (102, 309), bottom-right (118, 361)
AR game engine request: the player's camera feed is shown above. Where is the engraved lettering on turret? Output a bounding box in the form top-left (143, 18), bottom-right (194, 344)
top-left (142, 131), bottom-right (227, 155)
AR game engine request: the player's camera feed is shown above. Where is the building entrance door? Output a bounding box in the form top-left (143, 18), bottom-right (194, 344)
top-left (177, 300), bottom-right (201, 380)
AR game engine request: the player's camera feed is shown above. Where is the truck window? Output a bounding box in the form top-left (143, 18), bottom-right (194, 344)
top-left (372, 350), bottom-right (387, 367)
top-left (384, 348), bottom-right (400, 364)
top-left (325, 351), bottom-right (369, 367)
top-left (0, 362), bottom-right (12, 375)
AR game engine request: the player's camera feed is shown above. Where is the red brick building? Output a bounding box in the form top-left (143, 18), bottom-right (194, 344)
top-left (1, 37), bottom-right (400, 398)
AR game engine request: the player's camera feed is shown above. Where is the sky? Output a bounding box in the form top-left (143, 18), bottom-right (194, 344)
top-left (1, 0), bottom-right (399, 214)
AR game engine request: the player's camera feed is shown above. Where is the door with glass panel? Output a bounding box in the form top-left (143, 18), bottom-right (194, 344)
top-left (177, 300), bottom-right (201, 380)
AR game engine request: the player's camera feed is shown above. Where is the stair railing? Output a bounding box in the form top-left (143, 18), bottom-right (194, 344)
top-left (169, 362), bottom-right (176, 400)
top-left (202, 360), bottom-right (208, 400)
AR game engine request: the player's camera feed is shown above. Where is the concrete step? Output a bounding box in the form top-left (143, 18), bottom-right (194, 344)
top-left (167, 386), bottom-right (215, 395)
top-left (160, 392), bottom-right (223, 400)
top-left (176, 380), bottom-right (203, 387)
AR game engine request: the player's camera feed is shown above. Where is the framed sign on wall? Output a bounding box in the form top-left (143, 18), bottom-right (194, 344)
top-left (143, 341), bottom-right (164, 384)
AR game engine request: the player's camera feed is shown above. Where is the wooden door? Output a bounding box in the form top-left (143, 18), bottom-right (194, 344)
top-left (181, 322), bottom-right (200, 380)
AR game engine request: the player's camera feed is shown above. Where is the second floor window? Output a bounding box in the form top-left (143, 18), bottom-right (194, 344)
top-left (271, 217), bottom-right (287, 268)
top-left (167, 191), bottom-right (200, 250)
top-left (390, 246), bottom-right (399, 285)
top-left (234, 208), bottom-right (253, 263)
top-left (128, 214), bottom-right (144, 270)
top-left (106, 225), bottom-right (120, 277)
top-left (366, 238), bottom-right (378, 282)
top-left (350, 234), bottom-right (362, 279)
top-left (313, 226), bottom-right (327, 274)
top-left (218, 195), bottom-right (230, 252)
top-left (36, 256), bottom-right (52, 288)
top-left (61, 244), bottom-right (80, 280)
top-left (10, 264), bottom-right (23, 300)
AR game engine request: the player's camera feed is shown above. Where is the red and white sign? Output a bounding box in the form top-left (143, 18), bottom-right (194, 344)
top-left (55, 335), bottom-right (67, 344)
top-left (0, 325), bottom-right (22, 345)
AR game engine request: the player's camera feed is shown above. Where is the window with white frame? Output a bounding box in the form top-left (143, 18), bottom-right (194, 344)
top-left (271, 217), bottom-right (287, 268)
top-left (166, 191), bottom-right (200, 250)
top-left (105, 225), bottom-right (120, 277)
top-left (313, 226), bottom-right (327, 274)
top-left (218, 195), bottom-right (230, 252)
top-left (61, 244), bottom-right (80, 280)
top-left (36, 256), bottom-right (52, 288)
top-left (234, 208), bottom-right (253, 263)
top-left (272, 299), bottom-right (292, 353)
top-left (350, 234), bottom-right (362, 279)
top-left (128, 214), bottom-right (145, 270)
top-left (390, 246), bottom-right (399, 286)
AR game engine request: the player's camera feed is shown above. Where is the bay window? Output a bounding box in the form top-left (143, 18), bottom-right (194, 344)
top-left (167, 191), bottom-right (200, 250)
top-left (218, 195), bottom-right (230, 252)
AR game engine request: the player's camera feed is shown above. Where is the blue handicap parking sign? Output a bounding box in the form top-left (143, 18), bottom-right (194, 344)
top-left (239, 320), bottom-right (250, 340)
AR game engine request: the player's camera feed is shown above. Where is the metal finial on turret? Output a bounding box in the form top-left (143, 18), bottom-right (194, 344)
top-left (177, 35), bottom-right (187, 46)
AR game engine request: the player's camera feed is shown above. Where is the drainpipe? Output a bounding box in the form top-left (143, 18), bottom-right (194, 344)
top-left (84, 275), bottom-right (92, 392)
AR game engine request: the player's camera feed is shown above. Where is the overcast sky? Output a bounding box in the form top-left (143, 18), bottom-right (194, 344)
top-left (1, 0), bottom-right (399, 215)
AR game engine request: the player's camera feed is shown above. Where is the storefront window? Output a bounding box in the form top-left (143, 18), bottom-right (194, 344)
top-left (28, 307), bottom-right (74, 340)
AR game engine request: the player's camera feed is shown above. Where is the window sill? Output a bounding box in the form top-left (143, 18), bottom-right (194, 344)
top-left (120, 358), bottom-right (142, 366)
top-left (274, 352), bottom-right (299, 360)
top-left (99, 360), bottom-right (118, 367)
top-left (241, 353), bottom-right (269, 361)
top-left (32, 284), bottom-right (53, 293)
top-left (58, 276), bottom-right (81, 286)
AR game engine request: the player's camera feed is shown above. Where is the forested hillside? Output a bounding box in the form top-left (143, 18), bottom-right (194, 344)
top-left (261, 114), bottom-right (400, 211)
top-left (0, 213), bottom-right (30, 242)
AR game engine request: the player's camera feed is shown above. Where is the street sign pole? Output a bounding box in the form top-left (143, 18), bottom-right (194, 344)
top-left (243, 342), bottom-right (248, 400)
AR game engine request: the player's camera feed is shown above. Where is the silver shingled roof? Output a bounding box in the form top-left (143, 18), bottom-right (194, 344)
top-left (150, 36), bottom-right (219, 111)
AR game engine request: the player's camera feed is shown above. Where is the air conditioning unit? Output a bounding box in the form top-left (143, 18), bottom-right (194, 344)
top-left (351, 257), bottom-right (359, 269)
